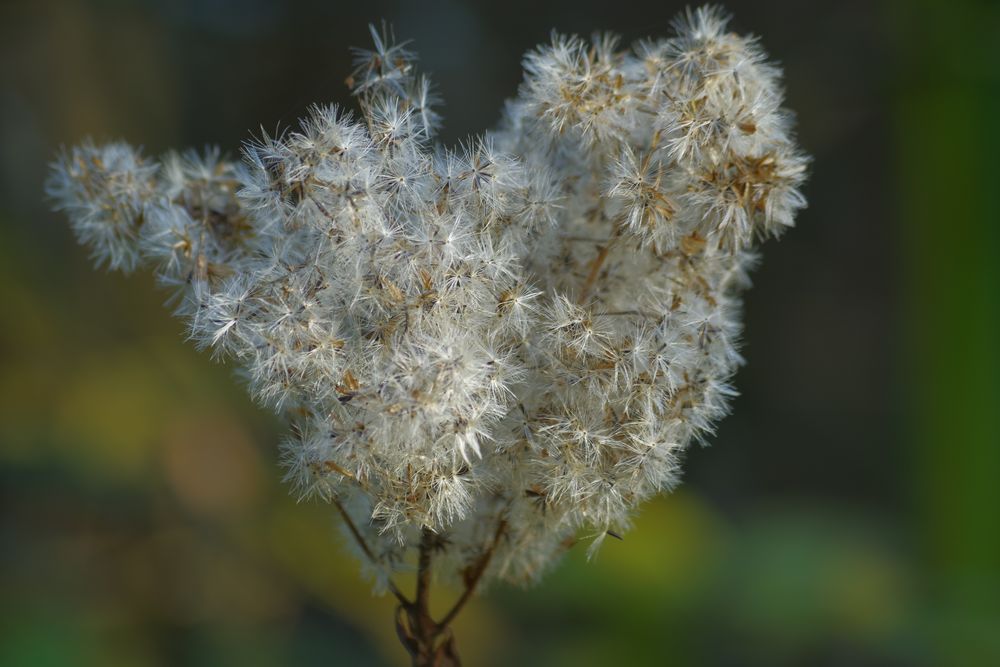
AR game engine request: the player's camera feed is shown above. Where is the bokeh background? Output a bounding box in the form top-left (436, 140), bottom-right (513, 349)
top-left (1, 0), bottom-right (998, 665)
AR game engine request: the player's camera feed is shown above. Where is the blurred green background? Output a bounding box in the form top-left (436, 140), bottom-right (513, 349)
top-left (1, 0), bottom-right (997, 665)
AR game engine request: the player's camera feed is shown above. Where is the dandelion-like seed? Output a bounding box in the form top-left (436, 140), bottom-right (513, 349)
top-left (48, 7), bottom-right (808, 664)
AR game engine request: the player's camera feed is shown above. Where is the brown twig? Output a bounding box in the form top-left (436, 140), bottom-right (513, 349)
top-left (395, 517), bottom-right (508, 666)
top-left (398, 528), bottom-right (452, 666)
top-left (578, 227), bottom-right (622, 304)
top-left (331, 498), bottom-right (410, 607)
top-left (415, 528), bottom-right (434, 612)
top-left (437, 518), bottom-right (507, 630)
top-left (330, 498), bottom-right (487, 665)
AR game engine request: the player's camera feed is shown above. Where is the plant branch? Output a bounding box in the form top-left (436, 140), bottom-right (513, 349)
top-left (437, 518), bottom-right (507, 630)
top-left (332, 497), bottom-right (410, 607)
top-left (397, 528), bottom-right (455, 666)
top-left (578, 226), bottom-right (622, 304)
top-left (415, 527), bottom-right (434, 613)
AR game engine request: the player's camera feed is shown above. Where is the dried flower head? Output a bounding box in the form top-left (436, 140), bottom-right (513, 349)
top-left (49, 6), bottom-right (807, 606)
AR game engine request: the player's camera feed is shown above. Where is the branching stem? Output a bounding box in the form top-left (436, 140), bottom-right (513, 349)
top-left (437, 518), bottom-right (506, 629)
top-left (332, 498), bottom-right (410, 607)
top-left (392, 518), bottom-right (507, 666)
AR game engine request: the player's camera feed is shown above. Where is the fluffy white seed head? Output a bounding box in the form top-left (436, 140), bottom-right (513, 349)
top-left (49, 7), bottom-right (808, 590)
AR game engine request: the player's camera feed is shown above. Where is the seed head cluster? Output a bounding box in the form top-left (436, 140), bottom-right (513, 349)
top-left (49, 7), bottom-right (808, 591)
